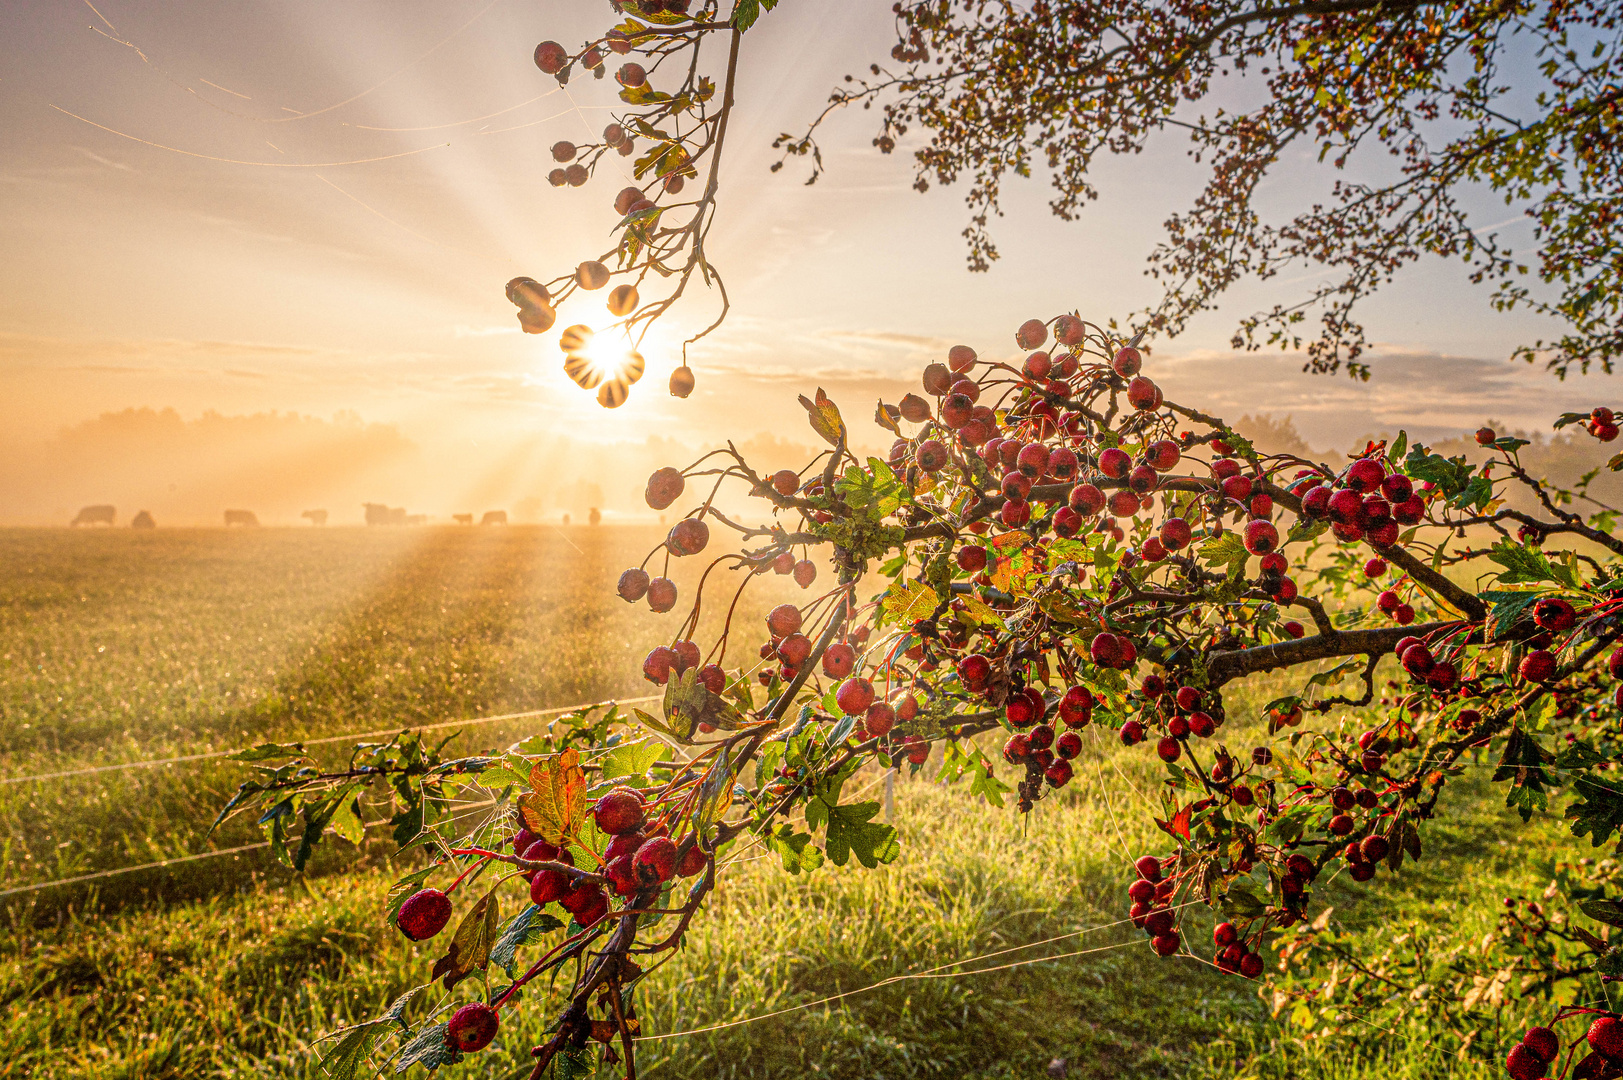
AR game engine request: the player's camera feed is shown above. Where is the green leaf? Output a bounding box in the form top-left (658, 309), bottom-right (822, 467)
top-left (329, 797), bottom-right (365, 846)
top-left (730, 0), bottom-right (778, 31)
top-left (1390, 431), bottom-right (1408, 461)
top-left (602, 739), bottom-right (663, 781)
top-left (823, 801), bottom-right (900, 868)
top-left (663, 667), bottom-right (749, 743)
top-left (1198, 532), bottom-right (1249, 570)
top-left (766, 825), bottom-right (825, 874)
top-left (693, 746), bottom-right (736, 839)
top-left (1221, 880), bottom-right (1267, 920)
top-left (1579, 899), bottom-right (1623, 929)
top-left (430, 887), bottom-right (500, 990)
top-left (1482, 589), bottom-right (1544, 640)
top-left (1569, 774), bottom-right (1623, 846)
top-left (321, 1024), bottom-right (383, 1080)
top-left (229, 742), bottom-right (306, 762)
top-left (490, 904), bottom-right (564, 978)
top-left (1489, 539), bottom-right (1557, 584)
top-left (394, 1022), bottom-right (461, 1073)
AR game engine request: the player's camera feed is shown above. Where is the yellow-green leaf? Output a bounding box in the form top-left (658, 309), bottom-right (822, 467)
top-left (798, 387), bottom-right (845, 447)
top-left (664, 668), bottom-right (749, 741)
top-left (519, 748), bottom-right (587, 845)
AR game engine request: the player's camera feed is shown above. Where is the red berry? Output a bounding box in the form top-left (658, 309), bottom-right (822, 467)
top-left (1016, 318), bottom-right (1048, 349)
top-left (1112, 346), bottom-right (1142, 376)
top-left (957, 653), bottom-right (992, 688)
top-left (1144, 439), bottom-right (1180, 471)
top-left (1098, 448), bottom-right (1131, 479)
top-left (530, 866), bottom-right (570, 905)
top-left (1533, 597), bottom-right (1576, 632)
top-left (767, 604), bottom-right (802, 638)
top-left (646, 577), bottom-right (677, 613)
top-left (1157, 736), bottom-right (1182, 762)
top-left (1475, 426), bottom-right (1497, 446)
top-left (1505, 1044), bottom-right (1548, 1080)
top-left (396, 889), bottom-right (452, 941)
top-left (1522, 1027), bottom-right (1559, 1065)
top-left (1238, 952), bottom-right (1263, 978)
top-left (594, 787), bottom-right (647, 836)
top-left (1345, 458), bottom-right (1385, 492)
top-left (836, 678), bottom-right (876, 715)
top-left (645, 467), bottom-right (685, 510)
top-left (1059, 685), bottom-right (1094, 727)
top-left (957, 545), bottom-right (988, 572)
top-left (1069, 483), bottom-right (1106, 515)
top-left (1045, 760), bottom-right (1074, 787)
top-left (1213, 922), bottom-right (1238, 947)
top-left (1519, 649), bottom-right (1557, 682)
top-left (533, 40), bottom-right (567, 74)
top-left (1055, 731), bottom-right (1082, 759)
top-left (1127, 376), bottom-right (1162, 411)
top-left (1243, 519), bottom-right (1279, 555)
top-left (446, 1002), bottom-right (500, 1053)
top-left (1591, 1016), bottom-right (1623, 1060)
top-left (633, 835), bottom-right (678, 885)
top-left (617, 568), bottom-right (650, 602)
top-left (667, 517), bottom-right (709, 556)
top-left (1175, 687), bottom-right (1202, 712)
top-left (643, 646), bottom-right (678, 684)
top-left (864, 702), bottom-right (895, 737)
top-left (1134, 854), bottom-right (1162, 881)
top-left (1118, 719), bottom-right (1145, 745)
top-left (823, 642), bottom-right (857, 678)
top-left (1151, 933), bottom-right (1180, 957)
top-left (1003, 733), bottom-right (1032, 764)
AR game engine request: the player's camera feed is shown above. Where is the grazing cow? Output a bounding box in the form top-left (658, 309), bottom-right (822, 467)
top-left (363, 502), bottom-right (391, 526)
top-left (389, 507), bottom-right (407, 525)
top-left (588, 507), bottom-right (602, 525)
top-left (71, 505), bottom-right (115, 527)
top-left (481, 510), bottom-right (508, 526)
top-left (131, 510), bottom-right (155, 529)
top-left (224, 509), bottom-right (259, 527)
top-left (301, 509), bottom-right (328, 526)
top-left (452, 513), bottom-right (473, 525)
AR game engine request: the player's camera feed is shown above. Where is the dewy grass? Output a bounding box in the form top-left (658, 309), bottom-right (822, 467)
top-left (0, 527), bottom-right (1597, 1078)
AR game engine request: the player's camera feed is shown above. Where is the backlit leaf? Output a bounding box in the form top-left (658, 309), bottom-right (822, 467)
top-left (519, 748), bottom-right (587, 845)
top-left (430, 887), bottom-right (500, 991)
top-left (798, 387), bottom-right (845, 447)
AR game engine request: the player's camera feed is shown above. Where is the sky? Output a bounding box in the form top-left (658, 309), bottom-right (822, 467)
top-left (0, 0), bottom-right (1614, 525)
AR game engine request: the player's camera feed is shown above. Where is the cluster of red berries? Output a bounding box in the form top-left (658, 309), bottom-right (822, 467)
top-left (1000, 684), bottom-right (1088, 791)
top-left (1293, 455), bottom-right (1425, 549)
top-left (1126, 855), bottom-right (1183, 957)
top-left (1118, 682), bottom-right (1224, 763)
top-left (1506, 1015), bottom-right (1623, 1079)
top-left (1211, 920), bottom-right (1265, 978)
top-left (392, 785), bottom-right (713, 1056)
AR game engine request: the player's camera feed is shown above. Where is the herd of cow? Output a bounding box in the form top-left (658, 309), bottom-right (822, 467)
top-left (67, 505), bottom-right (516, 527)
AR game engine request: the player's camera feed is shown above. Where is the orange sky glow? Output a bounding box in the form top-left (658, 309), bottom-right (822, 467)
top-left (1, 0), bottom-right (1613, 525)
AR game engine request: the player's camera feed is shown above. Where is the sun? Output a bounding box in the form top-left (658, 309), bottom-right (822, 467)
top-left (558, 325), bottom-right (648, 408)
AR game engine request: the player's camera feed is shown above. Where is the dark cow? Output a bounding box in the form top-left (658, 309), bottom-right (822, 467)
top-left (481, 510), bottom-right (508, 525)
top-left (364, 503), bottom-right (410, 526)
top-left (224, 509), bottom-right (260, 527)
top-left (588, 507), bottom-right (602, 525)
top-left (301, 509), bottom-right (328, 526)
top-left (71, 505), bottom-right (115, 527)
top-left (452, 513), bottom-right (473, 525)
top-left (131, 510), bottom-right (155, 529)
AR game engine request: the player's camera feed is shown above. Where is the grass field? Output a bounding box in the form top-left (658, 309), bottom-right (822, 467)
top-left (0, 526), bottom-right (1593, 1078)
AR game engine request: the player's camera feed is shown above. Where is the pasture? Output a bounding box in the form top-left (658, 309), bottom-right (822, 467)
top-left (0, 526), bottom-right (1587, 1078)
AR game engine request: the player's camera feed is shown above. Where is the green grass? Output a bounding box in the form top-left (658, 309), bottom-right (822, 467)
top-left (0, 527), bottom-right (1601, 1078)
top-left (0, 526), bottom-right (800, 908)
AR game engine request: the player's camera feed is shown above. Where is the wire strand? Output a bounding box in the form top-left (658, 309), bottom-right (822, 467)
top-left (0, 696), bottom-right (661, 786)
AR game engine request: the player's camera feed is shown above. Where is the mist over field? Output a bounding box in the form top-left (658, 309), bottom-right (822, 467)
top-left (0, 406), bottom-right (821, 527)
